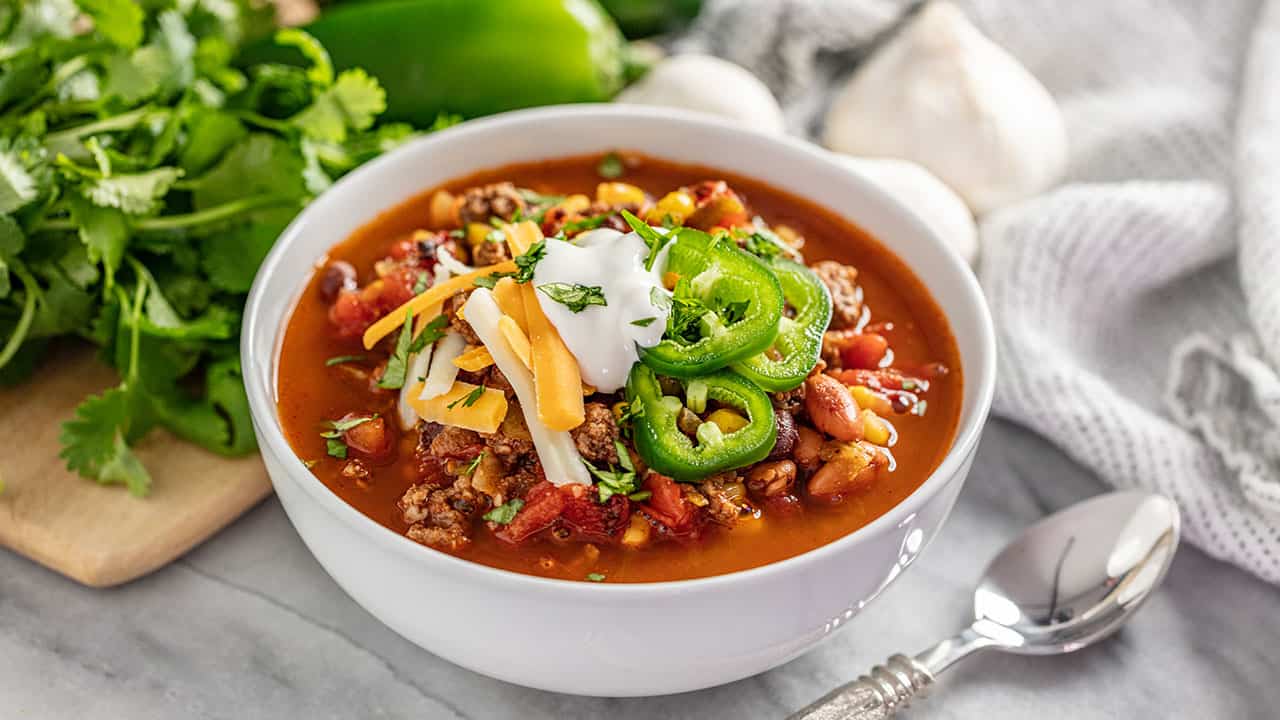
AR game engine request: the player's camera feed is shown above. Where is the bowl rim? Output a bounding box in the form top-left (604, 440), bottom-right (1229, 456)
top-left (242, 103), bottom-right (997, 595)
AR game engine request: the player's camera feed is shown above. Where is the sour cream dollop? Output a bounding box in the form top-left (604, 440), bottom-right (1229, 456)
top-left (531, 228), bottom-right (670, 392)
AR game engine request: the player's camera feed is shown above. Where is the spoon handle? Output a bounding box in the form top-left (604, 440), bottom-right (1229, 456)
top-left (786, 654), bottom-right (934, 720)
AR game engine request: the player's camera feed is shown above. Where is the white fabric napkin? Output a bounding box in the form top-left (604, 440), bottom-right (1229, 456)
top-left (681, 0), bottom-right (1280, 583)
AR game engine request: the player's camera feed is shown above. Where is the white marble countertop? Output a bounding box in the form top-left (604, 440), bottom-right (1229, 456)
top-left (3, 419), bottom-right (1277, 719)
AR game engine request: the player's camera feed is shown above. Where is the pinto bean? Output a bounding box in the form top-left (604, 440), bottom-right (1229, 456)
top-left (804, 373), bottom-right (864, 442)
top-left (793, 426), bottom-right (824, 470)
top-left (746, 460), bottom-right (797, 499)
top-left (807, 442), bottom-right (879, 500)
top-left (317, 260), bottom-right (357, 303)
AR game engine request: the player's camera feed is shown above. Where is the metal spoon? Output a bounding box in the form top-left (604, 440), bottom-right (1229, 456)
top-left (790, 491), bottom-right (1181, 720)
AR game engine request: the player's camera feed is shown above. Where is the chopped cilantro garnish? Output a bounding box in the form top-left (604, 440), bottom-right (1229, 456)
top-left (483, 498), bottom-right (524, 525)
top-left (667, 278), bottom-right (713, 344)
top-left (538, 283), bottom-right (607, 313)
top-left (474, 239), bottom-right (546, 289)
top-left (447, 383), bottom-right (486, 409)
top-left (376, 310), bottom-right (416, 390)
top-left (583, 440), bottom-right (639, 502)
top-left (586, 572), bottom-right (607, 582)
top-left (620, 210), bottom-right (671, 271)
top-left (325, 354), bottom-right (365, 367)
top-left (412, 271), bottom-right (431, 294)
top-left (411, 314), bottom-right (449, 353)
top-left (472, 273), bottom-right (502, 290)
top-left (462, 452), bottom-right (485, 476)
top-left (320, 415), bottom-right (375, 459)
top-left (630, 316), bottom-right (656, 327)
top-left (743, 232), bottom-right (784, 259)
top-left (596, 152), bottom-right (624, 179)
top-left (562, 213), bottom-right (611, 233)
top-left (513, 240), bottom-right (547, 282)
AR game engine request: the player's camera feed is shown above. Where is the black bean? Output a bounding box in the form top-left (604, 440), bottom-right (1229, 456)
top-left (317, 260), bottom-right (357, 303)
top-left (767, 410), bottom-right (798, 460)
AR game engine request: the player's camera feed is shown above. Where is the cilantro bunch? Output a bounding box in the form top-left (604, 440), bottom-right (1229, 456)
top-left (0, 1), bottom-right (444, 494)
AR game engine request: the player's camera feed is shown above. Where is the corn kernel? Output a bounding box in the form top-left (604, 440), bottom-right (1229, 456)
top-left (611, 401), bottom-right (629, 421)
top-left (466, 222), bottom-right (491, 247)
top-left (706, 408), bottom-right (749, 435)
top-left (646, 190), bottom-right (696, 225)
top-left (596, 182), bottom-right (646, 207)
top-left (429, 191), bottom-right (458, 228)
top-left (621, 514), bottom-right (651, 548)
top-left (662, 271), bottom-right (680, 290)
top-left (861, 409), bottom-right (890, 446)
top-left (556, 194), bottom-right (591, 215)
top-left (850, 385), bottom-right (893, 416)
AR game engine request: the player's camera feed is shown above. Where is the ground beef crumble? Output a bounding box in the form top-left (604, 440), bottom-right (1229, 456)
top-left (810, 260), bottom-right (863, 329)
top-left (458, 182), bottom-right (525, 225)
top-left (570, 402), bottom-right (620, 464)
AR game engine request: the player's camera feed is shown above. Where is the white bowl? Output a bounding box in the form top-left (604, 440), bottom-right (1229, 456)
top-left (242, 105), bottom-right (996, 697)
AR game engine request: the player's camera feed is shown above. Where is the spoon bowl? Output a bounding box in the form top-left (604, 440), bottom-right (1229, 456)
top-left (792, 491), bottom-right (1181, 719)
top-left (973, 491), bottom-right (1180, 655)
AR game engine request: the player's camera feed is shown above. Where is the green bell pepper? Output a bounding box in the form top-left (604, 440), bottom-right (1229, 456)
top-left (640, 228), bottom-right (784, 377)
top-left (732, 257), bottom-right (832, 391)
top-left (246, 0), bottom-right (627, 124)
top-left (596, 0), bottom-right (704, 38)
top-left (626, 365), bottom-right (776, 481)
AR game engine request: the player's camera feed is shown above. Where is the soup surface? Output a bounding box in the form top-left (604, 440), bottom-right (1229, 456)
top-left (277, 152), bottom-right (962, 582)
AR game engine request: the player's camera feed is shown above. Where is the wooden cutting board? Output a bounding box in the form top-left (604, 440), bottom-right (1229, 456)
top-left (0, 344), bottom-right (272, 587)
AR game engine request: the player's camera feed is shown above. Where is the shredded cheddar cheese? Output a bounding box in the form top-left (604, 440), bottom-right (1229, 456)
top-left (361, 260), bottom-right (517, 349)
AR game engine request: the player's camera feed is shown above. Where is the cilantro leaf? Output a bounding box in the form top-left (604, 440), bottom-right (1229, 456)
top-left (410, 314), bottom-right (448, 353)
top-left (82, 167), bottom-right (184, 215)
top-left (448, 383), bottom-right (486, 409)
top-left (462, 451), bottom-right (484, 476)
top-left (583, 441), bottom-right (639, 502)
top-left (537, 283), bottom-right (607, 313)
top-left (291, 68), bottom-right (386, 143)
top-left (562, 213), bottom-right (610, 234)
top-left (67, 195), bottom-right (128, 289)
top-left (376, 310), bottom-right (415, 390)
top-left (586, 572), bottom-right (606, 582)
top-left (620, 210), bottom-right (671, 271)
top-left (76, 0), bottom-right (145, 49)
top-left (512, 239), bottom-right (546, 283)
top-left (596, 152), bottom-right (624, 179)
top-left (59, 386), bottom-right (153, 496)
top-left (325, 354), bottom-right (364, 367)
top-left (272, 29), bottom-right (333, 86)
top-left (483, 498), bottom-right (524, 525)
top-left (743, 231), bottom-right (784, 259)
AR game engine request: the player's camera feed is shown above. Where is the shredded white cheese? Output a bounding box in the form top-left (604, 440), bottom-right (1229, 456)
top-left (463, 288), bottom-right (590, 486)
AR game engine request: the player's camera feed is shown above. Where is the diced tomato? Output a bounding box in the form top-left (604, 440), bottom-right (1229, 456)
top-left (341, 414), bottom-right (395, 461)
top-left (388, 239), bottom-right (416, 260)
top-left (839, 333), bottom-right (889, 370)
top-left (497, 481), bottom-right (565, 543)
top-left (640, 473), bottom-right (695, 531)
top-left (329, 290), bottom-right (382, 340)
top-left (379, 267), bottom-right (419, 309)
top-left (560, 485), bottom-right (631, 540)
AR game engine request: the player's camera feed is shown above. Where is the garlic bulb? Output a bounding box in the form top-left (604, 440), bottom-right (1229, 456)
top-left (836, 156), bottom-right (978, 265)
top-left (617, 53), bottom-right (785, 134)
top-left (823, 2), bottom-right (1067, 214)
